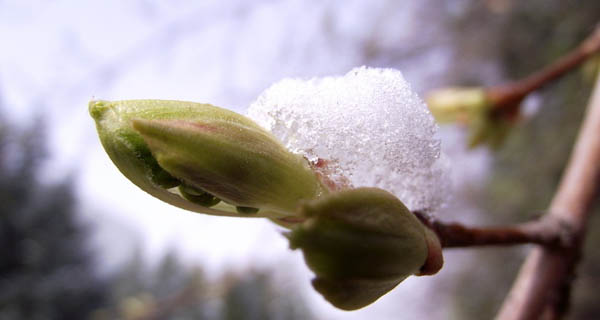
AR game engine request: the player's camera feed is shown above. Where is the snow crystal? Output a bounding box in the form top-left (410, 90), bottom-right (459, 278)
top-left (247, 67), bottom-right (450, 212)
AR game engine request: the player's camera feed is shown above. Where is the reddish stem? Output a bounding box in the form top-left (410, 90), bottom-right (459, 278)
top-left (413, 211), bottom-right (568, 249)
top-left (487, 26), bottom-right (600, 112)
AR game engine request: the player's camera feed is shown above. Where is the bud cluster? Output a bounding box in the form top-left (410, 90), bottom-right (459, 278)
top-left (90, 99), bottom-right (443, 311)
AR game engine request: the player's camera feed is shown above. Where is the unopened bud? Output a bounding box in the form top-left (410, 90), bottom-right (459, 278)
top-left (427, 87), bottom-right (514, 148)
top-left (287, 188), bottom-right (442, 310)
top-left (426, 87), bottom-right (489, 124)
top-left (89, 99), bottom-right (325, 219)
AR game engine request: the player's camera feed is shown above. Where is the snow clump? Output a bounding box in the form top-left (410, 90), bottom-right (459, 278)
top-left (247, 67), bottom-right (450, 212)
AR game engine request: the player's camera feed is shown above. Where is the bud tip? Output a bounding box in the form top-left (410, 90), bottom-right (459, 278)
top-left (89, 100), bottom-right (111, 120)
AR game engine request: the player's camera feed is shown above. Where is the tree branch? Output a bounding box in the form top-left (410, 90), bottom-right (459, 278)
top-left (413, 211), bottom-right (569, 249)
top-left (487, 25), bottom-right (600, 113)
top-left (495, 73), bottom-right (600, 320)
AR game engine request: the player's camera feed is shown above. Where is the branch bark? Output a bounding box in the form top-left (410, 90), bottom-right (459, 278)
top-left (495, 74), bottom-right (600, 320)
top-left (413, 212), bottom-right (568, 249)
top-left (487, 25), bottom-right (600, 113)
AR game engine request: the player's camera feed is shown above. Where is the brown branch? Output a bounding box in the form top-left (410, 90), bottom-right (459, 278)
top-left (413, 211), bottom-right (569, 249)
top-left (487, 25), bottom-right (600, 112)
top-left (495, 72), bottom-right (600, 320)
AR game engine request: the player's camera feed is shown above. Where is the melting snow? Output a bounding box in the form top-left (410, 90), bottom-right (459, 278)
top-left (248, 67), bottom-right (450, 212)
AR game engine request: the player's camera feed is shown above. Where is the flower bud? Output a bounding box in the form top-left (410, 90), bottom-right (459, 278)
top-left (426, 87), bottom-right (489, 124)
top-left (287, 188), bottom-right (441, 310)
top-left (427, 87), bottom-right (514, 148)
top-left (89, 99), bottom-right (325, 219)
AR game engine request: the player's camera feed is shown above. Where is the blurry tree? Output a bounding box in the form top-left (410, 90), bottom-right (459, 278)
top-left (223, 272), bottom-right (279, 320)
top-left (93, 250), bottom-right (211, 319)
top-left (0, 110), bottom-right (107, 319)
top-left (222, 271), bottom-right (309, 320)
top-left (429, 1), bottom-right (600, 319)
top-left (93, 250), bottom-right (312, 320)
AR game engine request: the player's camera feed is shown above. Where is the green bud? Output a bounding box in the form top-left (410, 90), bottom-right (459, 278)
top-left (426, 87), bottom-right (513, 148)
top-left (426, 87), bottom-right (489, 124)
top-left (287, 188), bottom-right (440, 310)
top-left (179, 183), bottom-right (221, 207)
top-left (89, 99), bottom-right (325, 219)
top-left (466, 111), bottom-right (512, 149)
top-left (236, 206), bottom-right (260, 214)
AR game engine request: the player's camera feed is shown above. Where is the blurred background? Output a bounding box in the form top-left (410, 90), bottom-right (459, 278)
top-left (1, 0), bottom-right (599, 319)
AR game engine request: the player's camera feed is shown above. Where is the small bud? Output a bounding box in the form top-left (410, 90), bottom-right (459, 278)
top-left (287, 188), bottom-right (441, 310)
top-left (179, 183), bottom-right (221, 207)
top-left (466, 112), bottom-right (512, 149)
top-left (426, 87), bottom-right (489, 124)
top-left (89, 99), bottom-right (325, 219)
top-left (236, 206), bottom-right (259, 214)
top-left (427, 87), bottom-right (513, 148)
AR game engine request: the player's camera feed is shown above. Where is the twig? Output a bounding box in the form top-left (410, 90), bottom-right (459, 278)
top-left (487, 25), bottom-right (600, 115)
top-left (413, 211), bottom-right (568, 249)
top-left (495, 72), bottom-right (600, 320)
